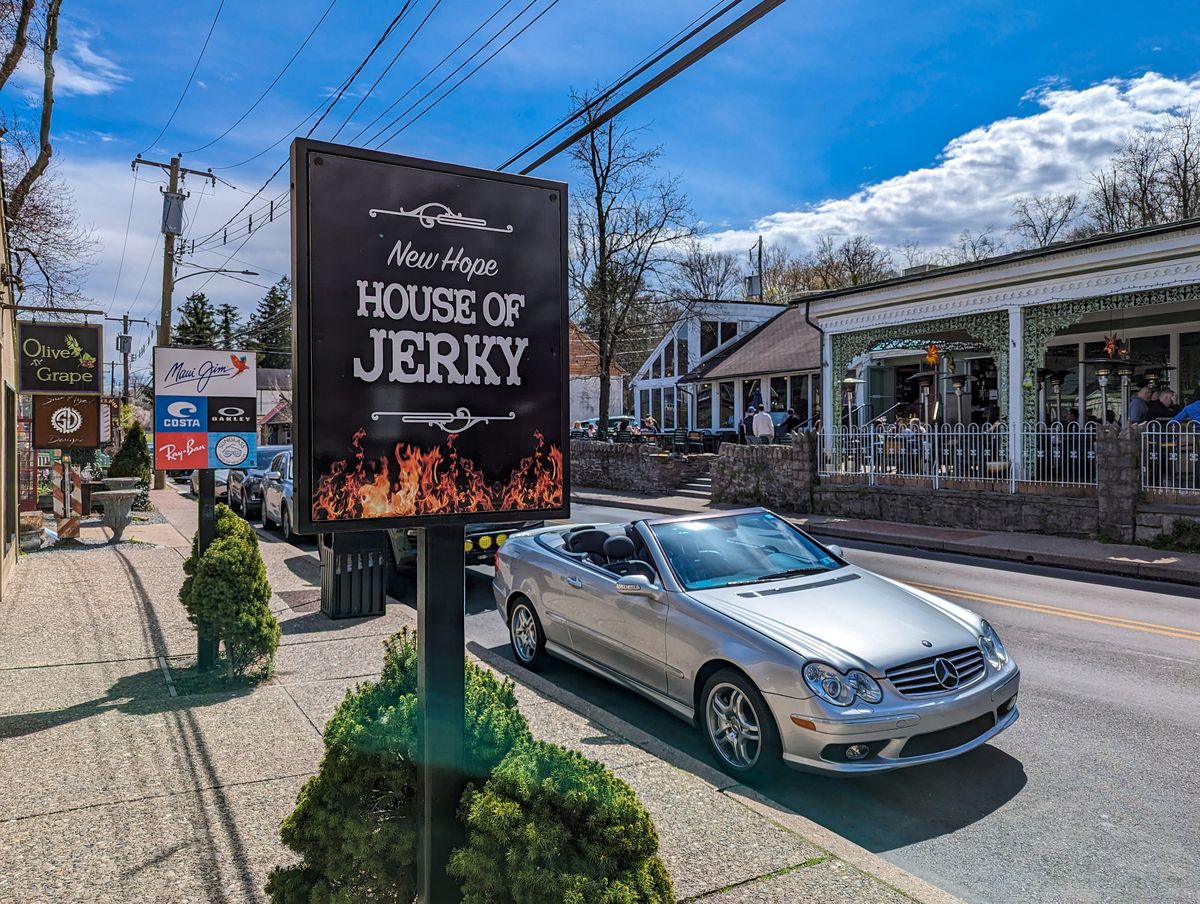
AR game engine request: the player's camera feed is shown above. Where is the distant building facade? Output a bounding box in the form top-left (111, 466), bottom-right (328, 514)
top-left (569, 323), bottom-right (627, 424)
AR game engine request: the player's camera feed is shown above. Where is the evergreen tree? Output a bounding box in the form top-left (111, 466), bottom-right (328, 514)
top-left (246, 277), bottom-right (292, 368)
top-left (216, 303), bottom-right (241, 349)
top-left (172, 291), bottom-right (218, 347)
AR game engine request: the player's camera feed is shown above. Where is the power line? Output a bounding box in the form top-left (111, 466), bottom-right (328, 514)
top-left (184, 0), bottom-right (342, 154)
top-left (140, 0), bottom-right (227, 154)
top-left (105, 168), bottom-right (140, 315)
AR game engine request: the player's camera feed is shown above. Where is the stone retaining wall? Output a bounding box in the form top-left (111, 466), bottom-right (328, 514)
top-left (570, 440), bottom-right (713, 495)
top-left (710, 435), bottom-right (817, 512)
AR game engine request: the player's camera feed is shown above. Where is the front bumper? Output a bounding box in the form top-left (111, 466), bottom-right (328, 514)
top-left (768, 665), bottom-right (1020, 774)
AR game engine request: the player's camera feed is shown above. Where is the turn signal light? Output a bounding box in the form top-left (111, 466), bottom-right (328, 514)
top-left (478, 535), bottom-right (493, 550)
top-left (464, 540), bottom-right (474, 553)
top-left (790, 716), bottom-right (816, 731)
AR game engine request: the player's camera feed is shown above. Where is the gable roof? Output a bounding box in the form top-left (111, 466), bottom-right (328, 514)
top-left (678, 305), bottom-right (819, 383)
top-left (569, 323), bottom-right (627, 377)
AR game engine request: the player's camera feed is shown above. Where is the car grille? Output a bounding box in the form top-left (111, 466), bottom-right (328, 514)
top-left (899, 711), bottom-right (996, 758)
top-left (886, 646), bottom-right (986, 697)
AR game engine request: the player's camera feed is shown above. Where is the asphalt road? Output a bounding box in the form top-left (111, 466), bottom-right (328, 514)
top-left (252, 497), bottom-right (1200, 904)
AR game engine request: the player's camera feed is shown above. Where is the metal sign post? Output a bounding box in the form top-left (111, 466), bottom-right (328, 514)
top-left (291, 139), bottom-right (568, 903)
top-left (197, 468), bottom-right (218, 669)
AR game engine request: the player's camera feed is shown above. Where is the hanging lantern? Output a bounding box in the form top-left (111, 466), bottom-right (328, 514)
top-left (925, 343), bottom-right (940, 367)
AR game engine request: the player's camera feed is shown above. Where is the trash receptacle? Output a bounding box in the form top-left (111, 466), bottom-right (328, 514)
top-left (319, 531), bottom-right (388, 619)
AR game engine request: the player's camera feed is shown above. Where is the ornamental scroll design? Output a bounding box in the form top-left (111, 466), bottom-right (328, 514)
top-left (830, 309), bottom-right (1010, 415)
top-left (1019, 282), bottom-right (1200, 423)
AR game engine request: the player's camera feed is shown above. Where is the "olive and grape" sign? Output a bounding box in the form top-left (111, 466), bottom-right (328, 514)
top-left (17, 322), bottom-right (103, 395)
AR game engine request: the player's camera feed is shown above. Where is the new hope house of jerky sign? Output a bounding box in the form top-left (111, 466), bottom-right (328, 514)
top-left (291, 140), bottom-right (568, 532)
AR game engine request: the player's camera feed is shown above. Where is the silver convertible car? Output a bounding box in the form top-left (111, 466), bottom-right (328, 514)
top-left (493, 508), bottom-right (1019, 777)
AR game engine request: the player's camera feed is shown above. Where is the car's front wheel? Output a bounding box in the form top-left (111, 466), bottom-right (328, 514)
top-left (508, 597), bottom-right (547, 670)
top-left (701, 669), bottom-right (783, 780)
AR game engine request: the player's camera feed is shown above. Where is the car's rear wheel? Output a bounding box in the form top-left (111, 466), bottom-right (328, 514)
top-left (701, 669), bottom-right (783, 780)
top-left (508, 597), bottom-right (546, 670)
top-left (281, 503), bottom-right (293, 542)
top-left (262, 502), bottom-right (275, 529)
top-left (230, 489), bottom-right (242, 515)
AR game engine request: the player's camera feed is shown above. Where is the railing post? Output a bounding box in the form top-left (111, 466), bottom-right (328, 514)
top-left (868, 425), bottom-right (876, 487)
top-left (931, 427), bottom-right (940, 491)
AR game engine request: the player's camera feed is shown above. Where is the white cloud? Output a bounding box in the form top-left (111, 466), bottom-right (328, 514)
top-left (13, 28), bottom-right (127, 97)
top-left (707, 72), bottom-right (1200, 256)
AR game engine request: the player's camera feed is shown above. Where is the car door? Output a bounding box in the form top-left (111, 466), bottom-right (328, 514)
top-left (555, 558), bottom-right (668, 694)
top-left (263, 453), bottom-right (284, 521)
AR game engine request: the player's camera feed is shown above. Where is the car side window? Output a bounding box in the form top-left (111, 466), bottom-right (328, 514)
top-left (286, 455), bottom-right (293, 481)
top-left (269, 454), bottom-right (283, 475)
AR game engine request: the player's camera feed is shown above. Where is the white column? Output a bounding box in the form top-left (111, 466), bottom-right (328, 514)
top-left (1008, 306), bottom-right (1024, 472)
top-left (733, 379), bottom-right (744, 425)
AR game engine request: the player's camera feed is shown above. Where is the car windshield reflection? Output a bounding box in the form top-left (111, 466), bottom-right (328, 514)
top-left (650, 511), bottom-right (840, 591)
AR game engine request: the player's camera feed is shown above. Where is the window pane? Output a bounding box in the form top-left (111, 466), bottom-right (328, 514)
top-left (700, 321), bottom-right (718, 357)
top-left (720, 322), bottom-right (737, 344)
top-left (1042, 344), bottom-right (1079, 424)
top-left (652, 388), bottom-right (662, 424)
top-left (718, 381), bottom-right (735, 428)
top-left (1129, 334), bottom-right (1170, 366)
top-left (1181, 333), bottom-right (1200, 405)
top-left (639, 389), bottom-right (650, 419)
top-left (789, 375), bottom-right (808, 423)
top-left (664, 339), bottom-right (675, 378)
top-left (651, 353), bottom-right (661, 380)
top-left (812, 374), bottom-right (822, 426)
top-left (743, 379), bottom-right (762, 411)
top-left (697, 383), bottom-right (713, 428)
top-left (663, 388), bottom-right (676, 429)
top-left (770, 376), bottom-right (786, 412)
top-left (677, 332), bottom-right (689, 375)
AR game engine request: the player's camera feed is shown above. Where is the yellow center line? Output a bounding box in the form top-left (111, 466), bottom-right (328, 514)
top-left (909, 581), bottom-right (1200, 643)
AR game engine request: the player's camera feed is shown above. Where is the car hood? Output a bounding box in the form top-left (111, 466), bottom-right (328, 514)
top-left (686, 567), bottom-right (982, 672)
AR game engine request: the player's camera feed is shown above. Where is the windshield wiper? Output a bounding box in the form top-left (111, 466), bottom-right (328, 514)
top-left (756, 567), bottom-right (827, 582)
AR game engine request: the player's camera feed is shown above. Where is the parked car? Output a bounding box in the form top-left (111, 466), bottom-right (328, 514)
top-left (388, 521), bottom-right (545, 568)
top-left (494, 507), bottom-right (1019, 777)
top-left (261, 449), bottom-right (303, 541)
top-left (228, 444), bottom-right (290, 518)
top-left (581, 415), bottom-right (639, 433)
top-left (189, 468), bottom-right (230, 499)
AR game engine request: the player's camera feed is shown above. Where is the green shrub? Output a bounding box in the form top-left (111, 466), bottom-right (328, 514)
top-left (450, 740), bottom-right (674, 904)
top-left (108, 422), bottom-right (152, 481)
top-left (180, 503), bottom-right (259, 633)
top-left (1149, 516), bottom-right (1200, 553)
top-left (190, 532), bottom-right (279, 677)
top-left (266, 629), bottom-right (530, 904)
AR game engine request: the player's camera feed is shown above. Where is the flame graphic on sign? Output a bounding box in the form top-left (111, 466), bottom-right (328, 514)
top-left (312, 429), bottom-right (562, 521)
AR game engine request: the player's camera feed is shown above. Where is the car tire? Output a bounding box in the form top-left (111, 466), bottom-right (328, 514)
top-left (262, 504), bottom-right (274, 529)
top-left (230, 491), bottom-right (242, 516)
top-left (281, 503), bottom-right (293, 542)
top-left (508, 597), bottom-right (547, 670)
top-left (700, 669), bottom-right (783, 780)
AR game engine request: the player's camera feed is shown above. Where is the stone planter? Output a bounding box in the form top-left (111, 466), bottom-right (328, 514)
top-left (18, 512), bottom-right (44, 552)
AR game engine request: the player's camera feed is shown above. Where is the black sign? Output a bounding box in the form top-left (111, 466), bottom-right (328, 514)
top-left (207, 397), bottom-right (256, 432)
top-left (18, 322), bottom-right (103, 395)
top-left (33, 395), bottom-right (101, 449)
top-left (291, 140), bottom-right (568, 532)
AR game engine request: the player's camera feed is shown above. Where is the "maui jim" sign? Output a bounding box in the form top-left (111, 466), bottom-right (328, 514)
top-left (17, 322), bottom-right (103, 395)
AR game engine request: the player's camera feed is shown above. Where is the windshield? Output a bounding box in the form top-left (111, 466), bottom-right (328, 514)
top-left (256, 448), bottom-right (281, 468)
top-left (650, 511), bottom-right (841, 591)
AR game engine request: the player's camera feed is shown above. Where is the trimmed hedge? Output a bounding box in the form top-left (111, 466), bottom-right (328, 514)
top-left (108, 421), bottom-right (152, 481)
top-left (180, 503), bottom-right (278, 677)
top-left (266, 629), bottom-right (531, 904)
top-left (450, 740), bottom-right (674, 904)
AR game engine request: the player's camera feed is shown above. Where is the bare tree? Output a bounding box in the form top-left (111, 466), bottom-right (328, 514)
top-left (1, 0), bottom-right (89, 309)
top-left (940, 226), bottom-right (1006, 264)
top-left (1009, 192), bottom-right (1080, 248)
top-left (664, 238), bottom-right (743, 301)
top-left (1163, 108), bottom-right (1200, 221)
top-left (810, 234), bottom-right (895, 287)
top-left (569, 90), bottom-right (693, 432)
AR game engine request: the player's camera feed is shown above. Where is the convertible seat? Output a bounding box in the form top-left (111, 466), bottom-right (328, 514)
top-left (603, 536), bottom-right (657, 580)
top-left (564, 528), bottom-right (611, 565)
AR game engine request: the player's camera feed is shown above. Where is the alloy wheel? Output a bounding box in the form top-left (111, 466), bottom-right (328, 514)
top-left (705, 682), bottom-right (762, 770)
top-left (511, 604), bottom-right (539, 663)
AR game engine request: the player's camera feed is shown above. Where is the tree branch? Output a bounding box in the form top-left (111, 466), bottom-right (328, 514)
top-left (0, 0), bottom-right (34, 96)
top-left (8, 0), bottom-right (60, 221)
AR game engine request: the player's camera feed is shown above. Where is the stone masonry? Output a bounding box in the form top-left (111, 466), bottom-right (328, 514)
top-left (571, 440), bottom-right (713, 496)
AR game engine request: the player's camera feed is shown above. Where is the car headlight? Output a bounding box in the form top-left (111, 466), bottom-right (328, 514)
top-left (803, 662), bottom-right (880, 707)
top-left (979, 620), bottom-right (1008, 669)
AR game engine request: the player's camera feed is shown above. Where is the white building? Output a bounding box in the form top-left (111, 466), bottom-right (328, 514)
top-left (569, 324), bottom-right (627, 424)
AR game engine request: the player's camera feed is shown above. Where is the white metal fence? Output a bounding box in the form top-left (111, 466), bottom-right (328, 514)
top-left (1141, 422), bottom-right (1200, 494)
top-left (819, 423), bottom-right (1098, 490)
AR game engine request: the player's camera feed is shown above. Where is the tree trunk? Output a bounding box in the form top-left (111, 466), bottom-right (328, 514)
top-left (8, 0), bottom-right (61, 221)
top-left (0, 0), bottom-right (35, 96)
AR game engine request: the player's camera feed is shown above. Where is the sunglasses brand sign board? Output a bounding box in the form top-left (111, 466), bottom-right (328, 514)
top-left (290, 139), bottom-right (569, 533)
top-left (153, 347), bottom-right (257, 470)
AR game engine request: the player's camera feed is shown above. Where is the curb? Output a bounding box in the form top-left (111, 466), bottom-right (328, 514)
top-left (571, 493), bottom-right (1199, 588)
top-left (468, 640), bottom-right (965, 904)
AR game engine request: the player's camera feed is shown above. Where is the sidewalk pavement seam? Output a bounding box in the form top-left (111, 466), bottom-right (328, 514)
top-left (274, 680), bottom-right (325, 738)
top-left (156, 655), bottom-right (178, 698)
top-left (682, 855), bottom-right (830, 903)
top-left (0, 771), bottom-right (317, 825)
top-left (276, 628), bottom-right (398, 649)
top-left (0, 655), bottom-right (160, 671)
top-left (465, 641), bottom-right (963, 904)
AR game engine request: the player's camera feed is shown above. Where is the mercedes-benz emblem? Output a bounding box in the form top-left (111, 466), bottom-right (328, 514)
top-left (932, 657), bottom-right (960, 689)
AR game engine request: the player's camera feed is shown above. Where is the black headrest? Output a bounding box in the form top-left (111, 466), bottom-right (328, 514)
top-left (566, 529), bottom-right (610, 556)
top-left (603, 535), bottom-right (635, 560)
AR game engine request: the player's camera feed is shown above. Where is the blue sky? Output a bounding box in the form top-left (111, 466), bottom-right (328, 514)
top-left (7, 0), bottom-right (1200, 367)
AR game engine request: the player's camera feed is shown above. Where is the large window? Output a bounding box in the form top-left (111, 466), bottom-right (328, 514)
top-left (720, 322), bottom-right (738, 344)
top-left (770, 376), bottom-right (786, 413)
top-left (663, 388), bottom-right (676, 429)
top-left (812, 374), bottom-right (822, 425)
top-left (1042, 344), bottom-right (1080, 423)
top-left (664, 339), bottom-right (675, 378)
top-left (743, 379), bottom-right (763, 411)
top-left (1182, 332), bottom-right (1200, 405)
top-left (696, 383), bottom-right (713, 429)
top-left (651, 388), bottom-right (662, 424)
top-left (651, 353), bottom-right (661, 380)
top-left (718, 381), bottom-right (735, 428)
top-left (700, 321), bottom-right (719, 357)
top-left (639, 389), bottom-right (650, 420)
top-left (677, 331), bottom-right (690, 375)
top-left (789, 374), bottom-right (808, 422)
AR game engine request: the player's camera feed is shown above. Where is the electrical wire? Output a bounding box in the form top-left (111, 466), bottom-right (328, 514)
top-left (105, 169), bottom-right (140, 315)
top-left (140, 0), bottom-right (227, 155)
top-left (184, 0), bottom-right (342, 154)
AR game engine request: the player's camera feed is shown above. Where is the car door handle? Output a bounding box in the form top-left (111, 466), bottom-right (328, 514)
top-left (563, 576), bottom-right (583, 588)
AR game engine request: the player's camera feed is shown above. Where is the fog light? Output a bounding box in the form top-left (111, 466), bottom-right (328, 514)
top-left (845, 744), bottom-right (871, 761)
top-left (496, 533), bottom-right (508, 546)
top-left (1002, 694), bottom-right (1017, 713)
top-left (478, 535), bottom-right (493, 550)
top-left (464, 540), bottom-right (474, 553)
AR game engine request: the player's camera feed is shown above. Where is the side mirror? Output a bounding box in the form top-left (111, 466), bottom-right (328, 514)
top-left (826, 544), bottom-right (844, 559)
top-left (615, 574), bottom-right (662, 600)
top-left (265, 471), bottom-right (281, 480)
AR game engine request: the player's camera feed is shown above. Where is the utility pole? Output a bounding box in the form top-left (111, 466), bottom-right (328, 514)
top-left (106, 313), bottom-right (151, 407)
top-left (131, 154), bottom-right (215, 488)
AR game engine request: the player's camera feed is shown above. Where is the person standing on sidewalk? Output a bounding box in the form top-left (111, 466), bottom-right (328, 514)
top-left (752, 407), bottom-right (775, 445)
top-left (739, 407), bottom-right (757, 444)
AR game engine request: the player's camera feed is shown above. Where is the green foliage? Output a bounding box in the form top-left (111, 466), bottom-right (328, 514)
top-left (173, 291), bottom-right (219, 347)
top-left (266, 629), bottom-right (530, 904)
top-left (216, 302), bottom-right (241, 348)
top-left (108, 421), bottom-right (152, 481)
top-left (1149, 517), bottom-right (1200, 553)
top-left (450, 740), bottom-right (674, 904)
top-left (181, 504), bottom-right (276, 678)
top-left (246, 277), bottom-right (292, 368)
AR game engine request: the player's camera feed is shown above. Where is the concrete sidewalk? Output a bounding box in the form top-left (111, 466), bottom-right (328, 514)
top-left (573, 486), bottom-right (1200, 586)
top-left (0, 490), bottom-right (959, 903)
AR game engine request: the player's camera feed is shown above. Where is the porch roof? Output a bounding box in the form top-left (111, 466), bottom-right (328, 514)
top-left (678, 304), bottom-right (819, 383)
